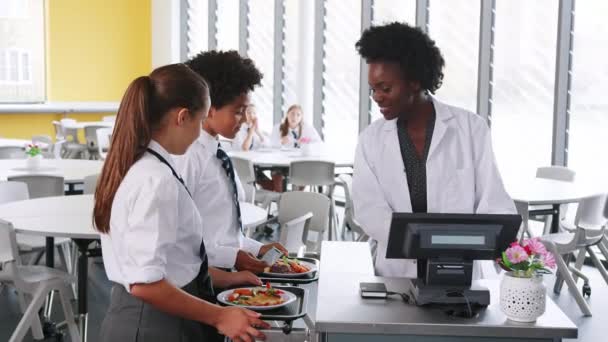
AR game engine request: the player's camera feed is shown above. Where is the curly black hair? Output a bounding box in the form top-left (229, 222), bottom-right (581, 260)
top-left (185, 50), bottom-right (263, 108)
top-left (356, 22), bottom-right (445, 94)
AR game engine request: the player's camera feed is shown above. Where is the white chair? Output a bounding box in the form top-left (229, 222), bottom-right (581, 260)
top-left (277, 191), bottom-right (330, 255)
top-left (335, 174), bottom-right (369, 242)
top-left (289, 160), bottom-right (338, 240)
top-left (84, 125), bottom-right (108, 160)
top-left (540, 194), bottom-right (608, 316)
top-left (0, 146), bottom-right (25, 159)
top-left (83, 174), bottom-right (99, 195)
top-left (31, 135), bottom-right (54, 159)
top-left (53, 121), bottom-right (86, 159)
top-left (232, 156), bottom-right (281, 209)
top-left (529, 166), bottom-right (577, 236)
top-left (0, 219), bottom-right (81, 342)
top-left (95, 128), bottom-right (113, 160)
top-left (7, 175), bottom-right (64, 199)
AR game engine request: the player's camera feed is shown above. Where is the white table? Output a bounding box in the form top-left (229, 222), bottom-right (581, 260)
top-left (0, 159), bottom-right (103, 186)
top-left (505, 177), bottom-right (603, 235)
top-left (60, 121), bottom-right (114, 130)
top-left (0, 195), bottom-right (269, 341)
top-left (0, 138), bottom-right (34, 148)
top-left (228, 148), bottom-right (354, 168)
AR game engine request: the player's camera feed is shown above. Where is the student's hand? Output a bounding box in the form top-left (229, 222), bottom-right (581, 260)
top-left (235, 250), bottom-right (268, 274)
top-left (231, 271), bottom-right (263, 287)
top-left (214, 307), bottom-right (269, 341)
top-left (280, 136), bottom-right (289, 145)
top-left (258, 243), bottom-right (289, 258)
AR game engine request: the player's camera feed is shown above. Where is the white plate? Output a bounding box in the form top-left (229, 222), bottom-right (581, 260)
top-left (262, 260), bottom-right (317, 278)
top-left (216, 287), bottom-right (297, 311)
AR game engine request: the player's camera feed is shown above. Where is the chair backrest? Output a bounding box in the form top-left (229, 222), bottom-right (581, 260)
top-left (60, 119), bottom-right (80, 143)
top-left (0, 181), bottom-right (30, 204)
top-left (289, 160), bottom-right (336, 187)
top-left (0, 146), bottom-right (24, 159)
top-left (52, 121), bottom-right (65, 140)
top-left (84, 125), bottom-right (107, 151)
top-left (336, 174), bottom-right (369, 240)
top-left (232, 156), bottom-right (256, 184)
top-left (83, 174), bottom-right (99, 195)
top-left (279, 191), bottom-right (330, 252)
top-left (575, 194), bottom-right (608, 230)
top-left (536, 166), bottom-right (576, 182)
top-left (32, 135), bottom-right (53, 148)
top-left (6, 175), bottom-right (64, 198)
top-left (0, 219), bottom-right (20, 264)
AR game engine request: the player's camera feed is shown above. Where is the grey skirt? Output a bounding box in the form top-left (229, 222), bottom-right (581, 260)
top-left (99, 272), bottom-right (222, 342)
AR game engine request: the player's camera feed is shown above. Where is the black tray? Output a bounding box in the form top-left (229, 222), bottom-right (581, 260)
top-left (258, 257), bottom-right (320, 285)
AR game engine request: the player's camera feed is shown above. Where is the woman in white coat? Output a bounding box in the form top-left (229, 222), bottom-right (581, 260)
top-left (352, 22), bottom-right (516, 278)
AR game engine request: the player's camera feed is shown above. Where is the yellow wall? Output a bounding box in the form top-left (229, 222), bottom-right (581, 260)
top-left (0, 0), bottom-right (151, 139)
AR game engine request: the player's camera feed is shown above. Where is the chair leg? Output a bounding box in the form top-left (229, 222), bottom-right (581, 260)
top-left (572, 248), bottom-right (586, 283)
top-left (550, 245), bottom-right (592, 316)
top-left (58, 243), bottom-right (71, 273)
top-left (58, 284), bottom-right (81, 342)
top-left (553, 253), bottom-right (572, 294)
top-left (17, 291), bottom-right (44, 339)
top-left (9, 285), bottom-right (50, 342)
top-left (515, 201), bottom-right (531, 240)
top-left (587, 246), bottom-right (608, 285)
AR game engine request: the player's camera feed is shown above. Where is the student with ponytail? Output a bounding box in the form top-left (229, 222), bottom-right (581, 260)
top-left (94, 64), bottom-right (268, 342)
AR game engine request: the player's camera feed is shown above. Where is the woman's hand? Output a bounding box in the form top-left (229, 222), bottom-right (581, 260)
top-left (230, 271), bottom-right (263, 287)
top-left (214, 307), bottom-right (269, 341)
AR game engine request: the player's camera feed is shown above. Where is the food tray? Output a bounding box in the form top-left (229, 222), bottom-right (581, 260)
top-left (258, 257), bottom-right (319, 284)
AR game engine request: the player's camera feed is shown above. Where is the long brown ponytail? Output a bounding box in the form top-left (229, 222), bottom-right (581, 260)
top-left (279, 104), bottom-right (303, 138)
top-left (94, 64), bottom-right (209, 233)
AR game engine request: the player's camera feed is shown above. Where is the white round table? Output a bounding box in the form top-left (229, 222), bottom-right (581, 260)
top-left (0, 138), bottom-right (34, 148)
top-left (505, 177), bottom-right (603, 235)
top-left (0, 194), bottom-right (269, 341)
top-left (0, 159), bottom-right (103, 185)
top-left (228, 148), bottom-right (354, 168)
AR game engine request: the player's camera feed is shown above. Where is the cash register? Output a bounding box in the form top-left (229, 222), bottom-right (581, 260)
top-left (386, 213), bottom-right (521, 307)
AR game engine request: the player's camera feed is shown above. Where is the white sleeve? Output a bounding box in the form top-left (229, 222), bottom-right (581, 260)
top-left (122, 176), bottom-right (179, 286)
top-left (352, 136), bottom-right (394, 245)
top-left (470, 117), bottom-right (516, 214)
top-left (270, 124), bottom-right (282, 147)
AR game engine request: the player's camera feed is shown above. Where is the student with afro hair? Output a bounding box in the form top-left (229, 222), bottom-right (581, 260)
top-left (175, 50), bottom-right (288, 275)
top-left (352, 22), bottom-right (516, 278)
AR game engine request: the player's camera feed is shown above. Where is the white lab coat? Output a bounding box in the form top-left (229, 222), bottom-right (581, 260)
top-left (352, 97), bottom-right (516, 278)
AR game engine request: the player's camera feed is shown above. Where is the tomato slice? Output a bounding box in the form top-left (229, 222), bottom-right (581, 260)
top-left (227, 293), bottom-right (240, 302)
top-left (234, 288), bottom-right (253, 296)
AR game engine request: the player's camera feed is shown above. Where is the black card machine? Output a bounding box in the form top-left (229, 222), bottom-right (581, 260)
top-left (386, 213), bottom-right (521, 307)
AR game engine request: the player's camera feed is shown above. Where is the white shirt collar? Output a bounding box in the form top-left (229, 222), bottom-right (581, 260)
top-left (197, 129), bottom-right (219, 155)
top-left (147, 139), bottom-right (177, 169)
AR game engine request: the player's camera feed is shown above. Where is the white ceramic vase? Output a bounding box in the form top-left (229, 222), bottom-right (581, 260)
top-left (26, 154), bottom-right (43, 170)
top-left (500, 272), bottom-right (546, 322)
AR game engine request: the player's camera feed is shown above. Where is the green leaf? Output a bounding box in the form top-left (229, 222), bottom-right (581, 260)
top-left (502, 252), bottom-right (512, 268)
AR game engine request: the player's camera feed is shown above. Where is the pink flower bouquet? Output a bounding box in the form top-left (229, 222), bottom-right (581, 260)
top-left (25, 143), bottom-right (42, 157)
top-left (298, 137), bottom-right (312, 145)
top-left (496, 238), bottom-right (556, 278)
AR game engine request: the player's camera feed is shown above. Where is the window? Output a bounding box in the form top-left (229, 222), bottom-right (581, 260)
top-left (0, 0), bottom-right (45, 103)
top-left (567, 1), bottom-right (608, 180)
top-left (321, 0), bottom-right (361, 157)
top-left (369, 0), bottom-right (416, 122)
top-left (186, 0), bottom-right (209, 58)
top-left (491, 0), bottom-right (558, 181)
top-left (428, 0), bottom-right (480, 113)
top-left (215, 0), bottom-right (239, 51)
top-left (247, 0), bottom-right (275, 134)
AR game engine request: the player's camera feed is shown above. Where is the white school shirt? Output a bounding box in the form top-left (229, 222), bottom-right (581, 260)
top-left (270, 122), bottom-right (322, 148)
top-left (174, 130), bottom-right (264, 268)
top-left (352, 97), bottom-right (516, 278)
top-left (100, 140), bottom-right (204, 292)
top-left (232, 124), bottom-right (269, 150)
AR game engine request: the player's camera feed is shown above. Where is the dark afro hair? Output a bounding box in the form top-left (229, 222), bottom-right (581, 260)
top-left (356, 22), bottom-right (445, 94)
top-left (185, 50), bottom-right (263, 108)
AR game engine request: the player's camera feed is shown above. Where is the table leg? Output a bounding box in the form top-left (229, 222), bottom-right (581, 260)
top-left (514, 201), bottom-right (530, 240)
top-left (74, 239), bottom-right (93, 342)
top-left (45, 237), bottom-right (55, 267)
top-left (550, 204), bottom-right (560, 234)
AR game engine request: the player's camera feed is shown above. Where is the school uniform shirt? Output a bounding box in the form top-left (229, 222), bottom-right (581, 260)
top-left (352, 97), bottom-right (516, 278)
top-left (101, 140), bottom-right (204, 292)
top-left (174, 130), bottom-right (264, 269)
top-left (232, 124), bottom-right (269, 150)
top-left (270, 122), bottom-right (322, 148)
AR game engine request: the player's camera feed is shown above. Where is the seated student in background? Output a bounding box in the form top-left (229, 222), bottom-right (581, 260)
top-left (175, 50), bottom-right (288, 274)
top-left (270, 104), bottom-right (321, 148)
top-left (95, 64), bottom-right (267, 342)
top-left (233, 103), bottom-right (269, 151)
top-left (352, 22), bottom-right (516, 279)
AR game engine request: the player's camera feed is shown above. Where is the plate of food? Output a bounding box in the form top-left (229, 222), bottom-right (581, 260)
top-left (217, 283), bottom-right (297, 311)
top-left (262, 257), bottom-right (317, 278)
